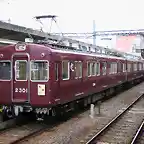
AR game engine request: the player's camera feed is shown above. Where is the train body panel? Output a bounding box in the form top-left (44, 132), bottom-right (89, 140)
top-left (0, 42), bottom-right (144, 119)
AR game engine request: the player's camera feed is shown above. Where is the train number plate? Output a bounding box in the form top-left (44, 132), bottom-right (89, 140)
top-left (15, 88), bottom-right (28, 93)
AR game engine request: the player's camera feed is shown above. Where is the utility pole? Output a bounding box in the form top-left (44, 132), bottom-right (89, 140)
top-left (93, 20), bottom-right (96, 45)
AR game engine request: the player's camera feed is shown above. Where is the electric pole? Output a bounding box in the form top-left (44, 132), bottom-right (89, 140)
top-left (93, 20), bottom-right (96, 45)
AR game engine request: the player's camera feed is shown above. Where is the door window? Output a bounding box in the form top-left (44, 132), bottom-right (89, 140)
top-left (15, 60), bottom-right (27, 81)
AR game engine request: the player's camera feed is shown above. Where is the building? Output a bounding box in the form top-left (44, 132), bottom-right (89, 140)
top-left (96, 34), bottom-right (144, 57)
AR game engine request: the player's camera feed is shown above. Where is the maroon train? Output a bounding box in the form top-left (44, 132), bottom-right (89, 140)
top-left (0, 42), bottom-right (144, 120)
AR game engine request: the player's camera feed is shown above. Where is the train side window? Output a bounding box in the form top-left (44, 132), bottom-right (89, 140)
top-left (31, 61), bottom-right (49, 81)
top-left (75, 61), bottom-right (82, 78)
top-left (15, 60), bottom-right (27, 81)
top-left (92, 62), bottom-right (96, 76)
top-left (114, 63), bottom-right (117, 74)
top-left (127, 63), bottom-right (131, 72)
top-left (139, 63), bottom-right (142, 70)
top-left (102, 62), bottom-right (107, 75)
top-left (123, 63), bottom-right (126, 72)
top-left (87, 62), bottom-right (91, 77)
top-left (118, 62), bottom-right (122, 73)
top-left (143, 64), bottom-right (144, 70)
top-left (134, 63), bottom-right (137, 71)
top-left (96, 62), bottom-right (100, 76)
top-left (55, 63), bottom-right (58, 81)
top-left (109, 63), bottom-right (112, 74)
top-left (62, 61), bottom-right (70, 80)
top-left (121, 63), bottom-right (123, 72)
top-left (0, 61), bottom-right (11, 80)
top-left (110, 63), bottom-right (117, 74)
top-left (131, 64), bottom-right (133, 72)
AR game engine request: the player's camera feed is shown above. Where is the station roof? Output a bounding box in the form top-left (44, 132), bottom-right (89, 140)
top-left (0, 21), bottom-right (59, 42)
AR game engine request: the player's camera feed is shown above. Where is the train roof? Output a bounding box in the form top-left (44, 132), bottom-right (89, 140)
top-left (0, 42), bottom-right (143, 62)
top-left (35, 39), bottom-right (142, 61)
top-left (48, 45), bottom-right (142, 62)
top-left (50, 47), bottom-right (126, 60)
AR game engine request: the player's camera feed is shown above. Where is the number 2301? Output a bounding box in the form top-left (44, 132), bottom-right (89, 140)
top-left (15, 88), bottom-right (28, 93)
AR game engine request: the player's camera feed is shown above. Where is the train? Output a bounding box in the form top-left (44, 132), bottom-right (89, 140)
top-left (0, 41), bottom-right (144, 120)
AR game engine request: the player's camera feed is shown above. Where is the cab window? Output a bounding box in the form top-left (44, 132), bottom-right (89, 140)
top-left (31, 61), bottom-right (49, 81)
top-left (0, 61), bottom-right (11, 80)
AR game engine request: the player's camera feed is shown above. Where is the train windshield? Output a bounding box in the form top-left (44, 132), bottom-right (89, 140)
top-left (31, 61), bottom-right (49, 81)
top-left (0, 61), bottom-right (11, 80)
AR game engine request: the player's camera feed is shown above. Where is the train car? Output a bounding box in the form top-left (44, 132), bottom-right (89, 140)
top-left (126, 59), bottom-right (144, 83)
top-left (0, 42), bottom-right (144, 120)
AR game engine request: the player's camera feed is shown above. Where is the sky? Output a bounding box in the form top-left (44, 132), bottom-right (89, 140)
top-left (0, 0), bottom-right (144, 44)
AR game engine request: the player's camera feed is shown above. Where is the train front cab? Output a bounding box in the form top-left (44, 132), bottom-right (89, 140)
top-left (12, 54), bottom-right (50, 119)
top-left (1, 44), bottom-right (51, 119)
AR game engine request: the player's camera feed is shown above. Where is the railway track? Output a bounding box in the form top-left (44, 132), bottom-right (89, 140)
top-left (0, 115), bottom-right (69, 144)
top-left (0, 122), bottom-right (48, 144)
top-left (130, 120), bottom-right (144, 144)
top-left (84, 93), bottom-right (144, 144)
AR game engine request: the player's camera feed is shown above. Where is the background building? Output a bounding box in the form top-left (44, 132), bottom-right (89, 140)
top-left (96, 34), bottom-right (144, 56)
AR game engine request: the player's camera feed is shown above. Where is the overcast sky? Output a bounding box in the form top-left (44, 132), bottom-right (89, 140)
top-left (0, 0), bottom-right (143, 44)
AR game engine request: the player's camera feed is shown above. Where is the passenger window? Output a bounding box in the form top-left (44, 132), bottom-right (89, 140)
top-left (87, 62), bottom-right (91, 77)
top-left (109, 62), bottom-right (117, 74)
top-left (132, 64), bottom-right (133, 71)
top-left (96, 62), bottom-right (100, 75)
top-left (62, 61), bottom-right (69, 80)
top-left (31, 61), bottom-right (48, 81)
top-left (131, 64), bottom-right (133, 72)
top-left (134, 63), bottom-right (137, 71)
top-left (109, 63), bottom-right (113, 74)
top-left (0, 61), bottom-right (11, 80)
top-left (114, 63), bottom-right (117, 74)
top-left (139, 63), bottom-right (142, 70)
top-left (127, 63), bottom-right (131, 72)
top-left (118, 62), bottom-right (122, 73)
top-left (55, 63), bottom-right (58, 80)
top-left (15, 60), bottom-right (27, 81)
top-left (123, 63), bottom-right (126, 72)
top-left (102, 62), bottom-right (107, 75)
top-left (91, 62), bottom-right (96, 76)
top-left (75, 61), bottom-right (82, 78)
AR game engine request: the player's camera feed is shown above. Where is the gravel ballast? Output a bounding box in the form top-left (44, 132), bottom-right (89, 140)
top-left (21, 82), bottom-right (144, 144)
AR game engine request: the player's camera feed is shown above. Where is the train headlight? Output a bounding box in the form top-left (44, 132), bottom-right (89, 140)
top-left (0, 54), bottom-right (3, 58)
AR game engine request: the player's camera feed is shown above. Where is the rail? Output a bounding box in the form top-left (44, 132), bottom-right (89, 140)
top-left (10, 124), bottom-right (48, 144)
top-left (130, 120), bottom-right (144, 144)
top-left (9, 118), bottom-right (66, 144)
top-left (85, 93), bottom-right (144, 144)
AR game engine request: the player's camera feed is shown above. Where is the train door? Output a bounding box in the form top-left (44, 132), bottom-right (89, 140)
top-left (12, 54), bottom-right (29, 102)
top-left (125, 61), bottom-right (128, 81)
top-left (53, 62), bottom-right (60, 102)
